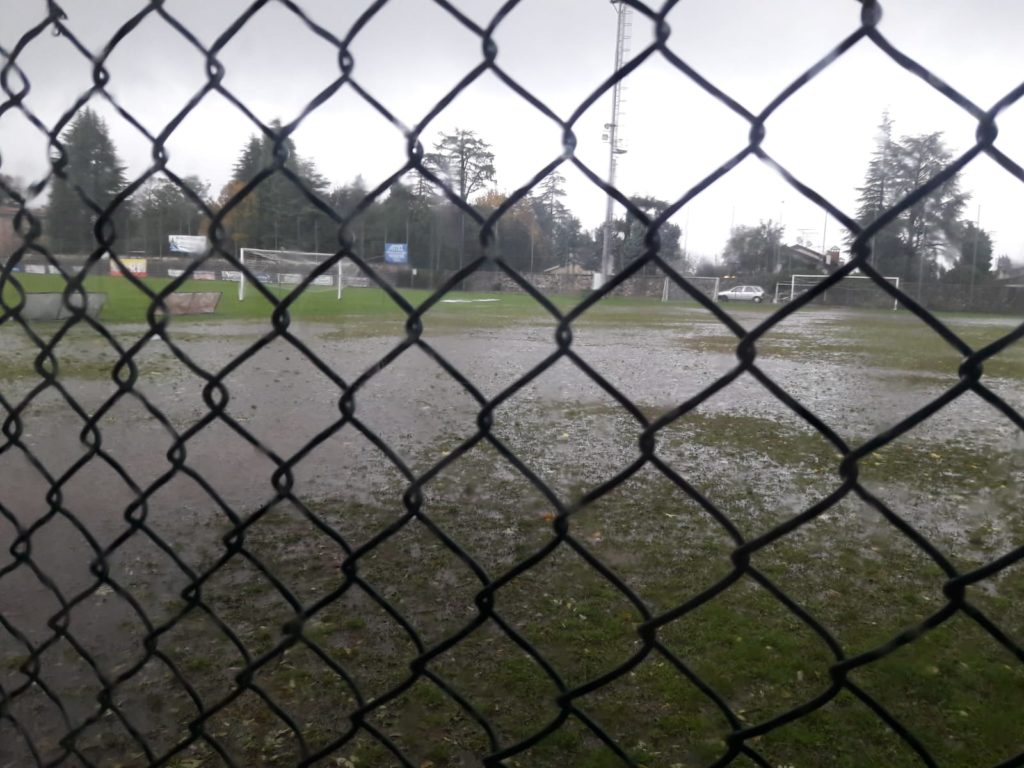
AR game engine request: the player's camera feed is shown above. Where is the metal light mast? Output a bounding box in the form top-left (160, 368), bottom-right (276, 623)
top-left (598, 0), bottom-right (632, 287)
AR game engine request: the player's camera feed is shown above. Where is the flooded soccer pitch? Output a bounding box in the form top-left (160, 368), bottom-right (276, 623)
top-left (1, 300), bottom-right (1022, 768)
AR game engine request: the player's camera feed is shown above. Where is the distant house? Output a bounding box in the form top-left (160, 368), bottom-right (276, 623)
top-left (778, 243), bottom-right (840, 273)
top-left (995, 263), bottom-right (1024, 282)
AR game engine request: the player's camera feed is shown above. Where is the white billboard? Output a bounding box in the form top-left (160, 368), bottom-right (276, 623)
top-left (168, 235), bottom-right (209, 255)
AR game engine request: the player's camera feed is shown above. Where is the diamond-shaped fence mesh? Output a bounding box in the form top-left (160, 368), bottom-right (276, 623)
top-left (1, 1), bottom-right (1023, 766)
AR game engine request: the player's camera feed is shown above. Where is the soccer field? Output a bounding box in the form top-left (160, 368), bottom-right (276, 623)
top-left (1, 275), bottom-right (1022, 767)
top-left (3, 272), bottom-right (638, 325)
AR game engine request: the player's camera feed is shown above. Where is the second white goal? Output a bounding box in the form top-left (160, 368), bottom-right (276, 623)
top-left (236, 248), bottom-right (371, 301)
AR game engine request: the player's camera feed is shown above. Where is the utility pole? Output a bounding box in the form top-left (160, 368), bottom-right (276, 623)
top-left (598, 0), bottom-right (632, 288)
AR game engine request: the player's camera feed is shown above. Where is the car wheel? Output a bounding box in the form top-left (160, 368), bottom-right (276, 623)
top-left (753, 296), bottom-right (763, 303)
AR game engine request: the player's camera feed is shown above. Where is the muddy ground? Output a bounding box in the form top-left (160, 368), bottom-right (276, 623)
top-left (1, 305), bottom-right (1022, 767)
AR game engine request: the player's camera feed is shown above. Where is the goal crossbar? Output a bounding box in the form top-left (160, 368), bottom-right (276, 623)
top-left (238, 248), bottom-right (356, 301)
top-left (783, 273), bottom-right (901, 311)
top-left (661, 275), bottom-right (720, 303)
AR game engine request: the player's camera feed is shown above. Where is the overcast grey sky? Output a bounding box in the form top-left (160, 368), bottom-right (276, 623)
top-left (2, 0), bottom-right (1024, 264)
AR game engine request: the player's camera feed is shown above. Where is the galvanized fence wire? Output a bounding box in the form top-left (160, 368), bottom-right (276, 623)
top-left (1, 0), bottom-right (1023, 766)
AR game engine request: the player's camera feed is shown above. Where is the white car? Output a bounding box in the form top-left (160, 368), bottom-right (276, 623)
top-left (717, 285), bottom-right (765, 303)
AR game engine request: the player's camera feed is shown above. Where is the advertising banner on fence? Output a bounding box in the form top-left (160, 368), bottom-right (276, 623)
top-left (25, 264), bottom-right (46, 274)
top-left (168, 235), bottom-right (209, 255)
top-left (110, 258), bottom-right (148, 277)
top-left (280, 273), bottom-right (303, 284)
top-left (384, 243), bottom-right (408, 264)
top-left (312, 275), bottom-right (333, 286)
top-left (167, 268), bottom-right (186, 278)
top-left (193, 271), bottom-right (216, 281)
top-left (165, 292), bottom-right (221, 316)
top-left (221, 270), bottom-right (242, 282)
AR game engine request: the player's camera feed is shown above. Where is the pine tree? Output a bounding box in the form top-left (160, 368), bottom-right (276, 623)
top-left (47, 108), bottom-right (128, 254)
top-left (219, 121), bottom-right (331, 252)
top-left (944, 219), bottom-right (993, 283)
top-left (855, 112), bottom-right (894, 225)
top-left (423, 129), bottom-right (496, 271)
top-left (851, 113), bottom-right (968, 281)
top-left (614, 196), bottom-right (684, 275)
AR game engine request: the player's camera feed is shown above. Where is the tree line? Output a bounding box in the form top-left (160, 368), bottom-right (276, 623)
top-left (716, 113), bottom-right (1007, 284)
top-left (35, 108), bottom-right (1004, 284)
top-left (38, 109), bottom-right (684, 275)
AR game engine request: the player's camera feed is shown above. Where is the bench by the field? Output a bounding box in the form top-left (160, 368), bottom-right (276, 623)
top-left (164, 291), bottom-right (221, 316)
top-left (19, 292), bottom-right (107, 321)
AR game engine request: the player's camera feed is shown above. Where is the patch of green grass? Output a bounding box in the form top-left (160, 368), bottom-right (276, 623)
top-left (4, 274), bottom-right (1021, 387)
top-left (124, 441), bottom-right (1022, 768)
top-left (1, 272), bottom-right (575, 326)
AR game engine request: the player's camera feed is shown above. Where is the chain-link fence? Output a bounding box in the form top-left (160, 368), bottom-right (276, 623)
top-left (2, 1), bottom-right (1023, 767)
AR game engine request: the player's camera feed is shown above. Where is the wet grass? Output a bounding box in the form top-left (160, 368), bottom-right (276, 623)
top-left (2, 277), bottom-right (1022, 766)
top-left (68, 455), bottom-right (1017, 768)
top-left (667, 313), bottom-right (1024, 379)
top-left (5, 274), bottom-right (1021, 381)
top-left (17, 408), bottom-right (1014, 768)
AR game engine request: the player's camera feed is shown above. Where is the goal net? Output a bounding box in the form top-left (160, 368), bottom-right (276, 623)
top-left (775, 274), bottom-right (901, 311)
top-left (237, 248), bottom-right (370, 301)
top-left (661, 275), bottom-right (720, 303)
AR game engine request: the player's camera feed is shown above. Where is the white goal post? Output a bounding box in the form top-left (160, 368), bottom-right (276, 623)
top-left (775, 274), bottom-right (901, 311)
top-left (661, 275), bottom-right (720, 303)
top-left (237, 248), bottom-right (368, 301)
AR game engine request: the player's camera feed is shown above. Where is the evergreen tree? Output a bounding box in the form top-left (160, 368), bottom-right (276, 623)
top-left (613, 196), bottom-right (684, 275)
top-left (855, 112), bottom-right (894, 226)
top-left (943, 219), bottom-right (993, 283)
top-left (423, 129), bottom-right (496, 203)
top-left (531, 172), bottom-right (578, 269)
top-left (47, 108), bottom-right (128, 254)
top-left (423, 129), bottom-right (496, 271)
top-left (329, 176), bottom-right (370, 255)
top-left (219, 121), bottom-right (331, 252)
top-left (722, 220), bottom-right (784, 275)
top-left (851, 114), bottom-right (968, 281)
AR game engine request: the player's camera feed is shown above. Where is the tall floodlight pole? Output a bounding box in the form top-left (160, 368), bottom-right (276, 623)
top-left (599, 0), bottom-right (632, 287)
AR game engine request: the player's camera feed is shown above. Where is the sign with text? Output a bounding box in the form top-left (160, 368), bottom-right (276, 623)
top-left (165, 291), bottom-right (221, 316)
top-left (384, 243), bottom-right (408, 264)
top-left (168, 235), bottom-right (209, 255)
top-left (110, 258), bottom-right (148, 277)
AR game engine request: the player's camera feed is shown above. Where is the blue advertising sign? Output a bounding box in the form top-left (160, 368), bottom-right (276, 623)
top-left (384, 243), bottom-right (408, 264)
